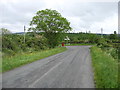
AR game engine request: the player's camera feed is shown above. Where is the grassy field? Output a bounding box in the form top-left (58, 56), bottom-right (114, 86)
top-left (2, 47), bottom-right (67, 73)
top-left (65, 43), bottom-right (96, 46)
top-left (90, 46), bottom-right (118, 88)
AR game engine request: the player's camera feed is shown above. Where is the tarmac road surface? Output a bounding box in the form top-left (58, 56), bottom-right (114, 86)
top-left (2, 46), bottom-right (95, 88)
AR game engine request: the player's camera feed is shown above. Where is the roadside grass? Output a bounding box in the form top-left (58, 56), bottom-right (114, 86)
top-left (0, 52), bottom-right (2, 73)
top-left (90, 46), bottom-right (118, 88)
top-left (2, 47), bottom-right (67, 73)
top-left (65, 43), bottom-right (96, 46)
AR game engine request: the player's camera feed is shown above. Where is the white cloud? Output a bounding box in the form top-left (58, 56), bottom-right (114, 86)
top-left (89, 13), bottom-right (118, 34)
top-left (1, 23), bottom-right (24, 32)
top-left (0, 0), bottom-right (118, 33)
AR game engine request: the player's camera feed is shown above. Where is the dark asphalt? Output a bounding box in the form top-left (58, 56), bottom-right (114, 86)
top-left (2, 46), bottom-right (95, 88)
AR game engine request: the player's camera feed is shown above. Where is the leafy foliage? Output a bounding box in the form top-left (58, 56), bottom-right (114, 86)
top-left (2, 33), bottom-right (48, 56)
top-left (29, 9), bottom-right (72, 48)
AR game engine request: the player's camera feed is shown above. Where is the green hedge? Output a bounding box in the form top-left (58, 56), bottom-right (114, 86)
top-left (2, 34), bottom-right (48, 56)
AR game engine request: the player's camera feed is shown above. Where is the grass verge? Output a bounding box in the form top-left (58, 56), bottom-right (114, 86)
top-left (2, 47), bottom-right (67, 73)
top-left (90, 46), bottom-right (118, 88)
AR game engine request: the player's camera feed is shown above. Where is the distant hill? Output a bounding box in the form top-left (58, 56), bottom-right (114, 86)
top-left (12, 32), bottom-right (114, 35)
top-left (12, 32), bottom-right (25, 34)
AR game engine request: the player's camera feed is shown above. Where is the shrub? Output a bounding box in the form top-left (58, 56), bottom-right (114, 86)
top-left (2, 34), bottom-right (49, 56)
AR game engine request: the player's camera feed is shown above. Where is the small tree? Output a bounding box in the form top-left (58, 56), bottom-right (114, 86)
top-left (109, 31), bottom-right (118, 40)
top-left (0, 28), bottom-right (11, 35)
top-left (114, 31), bottom-right (117, 34)
top-left (29, 9), bottom-right (72, 48)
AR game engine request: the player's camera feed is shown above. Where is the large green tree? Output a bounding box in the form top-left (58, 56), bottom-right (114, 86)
top-left (29, 9), bottom-right (72, 48)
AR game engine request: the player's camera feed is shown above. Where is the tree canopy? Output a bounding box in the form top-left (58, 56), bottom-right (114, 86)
top-left (29, 9), bottom-right (72, 48)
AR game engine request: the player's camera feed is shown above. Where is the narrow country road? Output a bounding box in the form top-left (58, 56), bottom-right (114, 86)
top-left (2, 46), bottom-right (95, 88)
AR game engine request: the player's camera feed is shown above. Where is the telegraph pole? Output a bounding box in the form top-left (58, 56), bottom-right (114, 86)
top-left (88, 30), bottom-right (91, 34)
top-left (24, 26), bottom-right (26, 44)
top-left (101, 28), bottom-right (103, 38)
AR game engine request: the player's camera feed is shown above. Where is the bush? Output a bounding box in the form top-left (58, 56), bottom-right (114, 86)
top-left (2, 34), bottom-right (49, 56)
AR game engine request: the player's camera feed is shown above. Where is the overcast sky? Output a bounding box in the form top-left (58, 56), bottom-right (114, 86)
top-left (0, 0), bottom-right (119, 34)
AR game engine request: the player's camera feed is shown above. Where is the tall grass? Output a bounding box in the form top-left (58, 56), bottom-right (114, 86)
top-left (90, 46), bottom-right (118, 88)
top-left (2, 47), bottom-right (67, 73)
